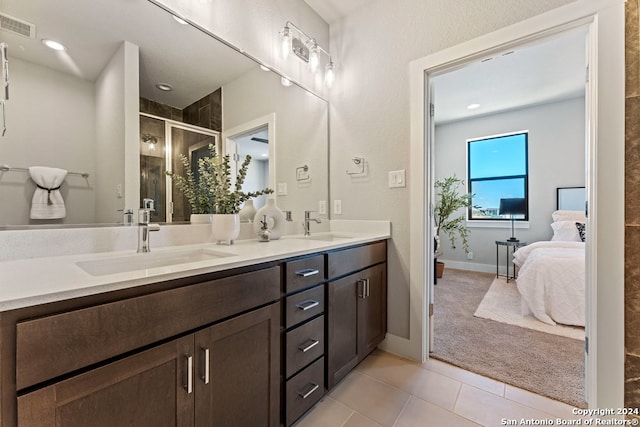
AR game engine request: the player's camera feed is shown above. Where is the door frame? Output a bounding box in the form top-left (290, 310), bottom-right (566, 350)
top-left (407, 0), bottom-right (624, 408)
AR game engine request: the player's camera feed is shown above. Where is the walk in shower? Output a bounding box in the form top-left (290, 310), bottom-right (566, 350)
top-left (139, 114), bottom-right (219, 222)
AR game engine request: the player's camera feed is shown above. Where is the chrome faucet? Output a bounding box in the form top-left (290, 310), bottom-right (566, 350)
top-left (137, 198), bottom-right (160, 253)
top-left (303, 210), bottom-right (322, 237)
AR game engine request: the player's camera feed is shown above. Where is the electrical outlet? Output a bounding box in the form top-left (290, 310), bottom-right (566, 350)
top-left (318, 200), bottom-right (326, 215)
top-left (116, 184), bottom-right (123, 198)
top-left (277, 182), bottom-right (288, 195)
top-left (334, 199), bottom-right (342, 215)
top-left (467, 251), bottom-right (474, 260)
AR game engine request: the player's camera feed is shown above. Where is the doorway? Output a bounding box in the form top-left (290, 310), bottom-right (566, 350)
top-left (407, 1), bottom-right (625, 409)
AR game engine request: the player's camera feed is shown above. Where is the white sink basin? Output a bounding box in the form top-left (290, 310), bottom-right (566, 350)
top-left (296, 233), bottom-right (355, 242)
top-left (76, 248), bottom-right (236, 276)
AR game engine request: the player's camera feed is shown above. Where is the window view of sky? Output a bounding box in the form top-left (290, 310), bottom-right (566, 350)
top-left (468, 133), bottom-right (528, 218)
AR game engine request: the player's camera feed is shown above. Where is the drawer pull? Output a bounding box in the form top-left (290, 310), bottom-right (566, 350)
top-left (296, 300), bottom-right (320, 311)
top-left (298, 339), bottom-right (320, 353)
top-left (298, 383), bottom-right (320, 399)
top-left (201, 347), bottom-right (210, 385)
top-left (184, 355), bottom-right (193, 394)
top-left (295, 268), bottom-right (320, 277)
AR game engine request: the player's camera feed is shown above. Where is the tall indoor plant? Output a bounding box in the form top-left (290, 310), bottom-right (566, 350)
top-left (434, 175), bottom-right (474, 277)
top-left (167, 144), bottom-right (273, 241)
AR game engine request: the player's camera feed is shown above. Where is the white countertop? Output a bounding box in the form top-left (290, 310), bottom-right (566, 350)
top-left (0, 223), bottom-right (390, 312)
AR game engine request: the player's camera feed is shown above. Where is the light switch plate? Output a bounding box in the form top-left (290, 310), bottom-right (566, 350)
top-left (388, 170), bottom-right (406, 188)
top-left (277, 182), bottom-right (288, 195)
top-left (318, 200), bottom-right (326, 215)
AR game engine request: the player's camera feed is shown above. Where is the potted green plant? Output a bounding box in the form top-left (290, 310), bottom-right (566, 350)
top-left (166, 144), bottom-right (273, 242)
top-left (434, 175), bottom-right (474, 277)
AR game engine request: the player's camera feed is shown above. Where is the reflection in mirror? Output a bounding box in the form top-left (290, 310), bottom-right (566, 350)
top-left (0, 0), bottom-right (328, 228)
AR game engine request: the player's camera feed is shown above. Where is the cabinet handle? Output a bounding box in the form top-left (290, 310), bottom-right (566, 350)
top-left (201, 347), bottom-right (210, 385)
top-left (184, 355), bottom-right (193, 394)
top-left (357, 279), bottom-right (366, 299)
top-left (298, 383), bottom-right (320, 399)
top-left (298, 339), bottom-right (320, 353)
top-left (295, 268), bottom-right (319, 277)
top-left (366, 278), bottom-right (371, 297)
top-left (296, 300), bottom-right (320, 311)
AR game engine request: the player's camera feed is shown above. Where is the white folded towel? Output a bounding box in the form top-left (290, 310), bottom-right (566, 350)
top-left (29, 166), bottom-right (68, 219)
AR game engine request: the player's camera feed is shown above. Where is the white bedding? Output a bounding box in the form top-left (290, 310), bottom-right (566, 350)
top-left (513, 241), bottom-right (585, 327)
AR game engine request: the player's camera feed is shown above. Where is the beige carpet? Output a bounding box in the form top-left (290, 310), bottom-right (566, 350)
top-left (432, 268), bottom-right (586, 408)
top-left (474, 277), bottom-right (585, 341)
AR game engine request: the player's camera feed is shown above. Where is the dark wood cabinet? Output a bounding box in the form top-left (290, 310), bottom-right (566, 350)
top-left (2, 240), bottom-right (387, 427)
top-left (18, 335), bottom-right (195, 427)
top-left (194, 303), bottom-right (280, 427)
top-left (327, 242), bottom-right (387, 389)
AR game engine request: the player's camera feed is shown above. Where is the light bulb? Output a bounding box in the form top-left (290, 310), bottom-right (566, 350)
top-left (308, 42), bottom-right (319, 72)
top-left (281, 26), bottom-right (292, 59)
top-left (325, 61), bottom-right (335, 88)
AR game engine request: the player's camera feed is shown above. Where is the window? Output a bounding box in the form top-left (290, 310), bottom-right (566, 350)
top-left (467, 132), bottom-right (528, 220)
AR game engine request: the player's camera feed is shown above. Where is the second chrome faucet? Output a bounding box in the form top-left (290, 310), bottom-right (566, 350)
top-left (303, 210), bottom-right (321, 236)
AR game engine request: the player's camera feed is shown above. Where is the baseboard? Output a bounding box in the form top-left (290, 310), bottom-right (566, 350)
top-left (438, 260), bottom-right (502, 274)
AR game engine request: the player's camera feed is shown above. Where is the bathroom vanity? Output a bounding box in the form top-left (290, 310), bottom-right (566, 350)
top-left (0, 228), bottom-right (388, 426)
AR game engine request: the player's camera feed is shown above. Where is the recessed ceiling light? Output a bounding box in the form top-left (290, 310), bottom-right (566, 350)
top-left (42, 39), bottom-right (65, 51)
top-left (467, 103), bottom-right (480, 110)
top-left (173, 15), bottom-right (188, 25)
top-left (260, 65), bottom-right (270, 71)
top-left (156, 83), bottom-right (173, 92)
top-left (281, 77), bottom-right (292, 87)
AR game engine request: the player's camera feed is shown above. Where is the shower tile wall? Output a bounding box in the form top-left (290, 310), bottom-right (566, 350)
top-left (626, 0), bottom-right (640, 411)
top-left (139, 87), bottom-right (222, 131)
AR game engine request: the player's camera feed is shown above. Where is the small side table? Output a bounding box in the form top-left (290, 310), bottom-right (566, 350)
top-left (495, 240), bottom-right (527, 282)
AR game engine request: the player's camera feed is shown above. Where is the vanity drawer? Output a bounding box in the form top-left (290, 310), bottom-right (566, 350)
top-left (15, 266), bottom-right (280, 390)
top-left (285, 315), bottom-right (324, 378)
top-left (327, 241), bottom-right (387, 279)
top-left (286, 357), bottom-right (325, 426)
top-left (285, 285), bottom-right (324, 328)
top-left (284, 255), bottom-right (325, 293)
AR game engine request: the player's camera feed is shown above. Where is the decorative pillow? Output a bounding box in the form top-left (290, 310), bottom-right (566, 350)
top-left (551, 220), bottom-right (582, 242)
top-left (575, 222), bottom-right (586, 242)
top-left (552, 210), bottom-right (586, 223)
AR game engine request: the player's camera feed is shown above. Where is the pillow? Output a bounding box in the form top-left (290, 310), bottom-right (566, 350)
top-left (575, 222), bottom-right (586, 242)
top-left (552, 210), bottom-right (586, 223)
top-left (551, 220), bottom-right (582, 242)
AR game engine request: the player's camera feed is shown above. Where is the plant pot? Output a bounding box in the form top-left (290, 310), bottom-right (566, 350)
top-left (436, 261), bottom-right (445, 278)
top-left (190, 213), bottom-right (212, 224)
top-left (211, 214), bottom-right (240, 245)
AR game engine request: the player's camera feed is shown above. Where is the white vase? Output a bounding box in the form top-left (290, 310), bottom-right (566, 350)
top-left (252, 198), bottom-right (285, 240)
top-left (190, 213), bottom-right (212, 224)
top-left (238, 200), bottom-right (257, 223)
top-left (211, 214), bottom-right (240, 245)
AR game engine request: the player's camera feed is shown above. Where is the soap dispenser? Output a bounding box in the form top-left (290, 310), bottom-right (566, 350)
top-left (257, 215), bottom-right (271, 242)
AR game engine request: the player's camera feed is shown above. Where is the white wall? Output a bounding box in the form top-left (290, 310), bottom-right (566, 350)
top-left (0, 57), bottom-right (96, 225)
top-left (435, 97), bottom-right (585, 271)
top-left (327, 0), bottom-right (575, 338)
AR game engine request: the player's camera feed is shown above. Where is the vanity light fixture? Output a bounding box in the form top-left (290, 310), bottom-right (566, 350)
top-left (280, 21), bottom-right (334, 88)
top-left (42, 39), bottom-right (66, 51)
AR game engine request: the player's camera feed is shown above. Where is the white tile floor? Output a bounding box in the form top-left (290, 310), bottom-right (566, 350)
top-left (294, 350), bottom-right (588, 427)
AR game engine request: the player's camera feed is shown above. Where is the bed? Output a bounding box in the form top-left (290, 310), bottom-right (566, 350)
top-left (513, 207), bottom-right (586, 327)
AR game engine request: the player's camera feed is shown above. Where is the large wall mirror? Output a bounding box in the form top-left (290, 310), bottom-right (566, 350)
top-left (0, 0), bottom-right (328, 228)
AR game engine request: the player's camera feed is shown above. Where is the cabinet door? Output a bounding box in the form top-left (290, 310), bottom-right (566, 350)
top-left (327, 272), bottom-right (359, 389)
top-left (358, 263), bottom-right (387, 357)
top-left (17, 335), bottom-right (194, 427)
top-left (194, 303), bottom-right (280, 427)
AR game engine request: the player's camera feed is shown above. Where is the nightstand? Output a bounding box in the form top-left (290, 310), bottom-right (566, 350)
top-left (495, 240), bottom-right (527, 282)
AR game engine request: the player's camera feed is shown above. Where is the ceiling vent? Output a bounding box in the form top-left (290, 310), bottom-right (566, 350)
top-left (0, 13), bottom-right (36, 39)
